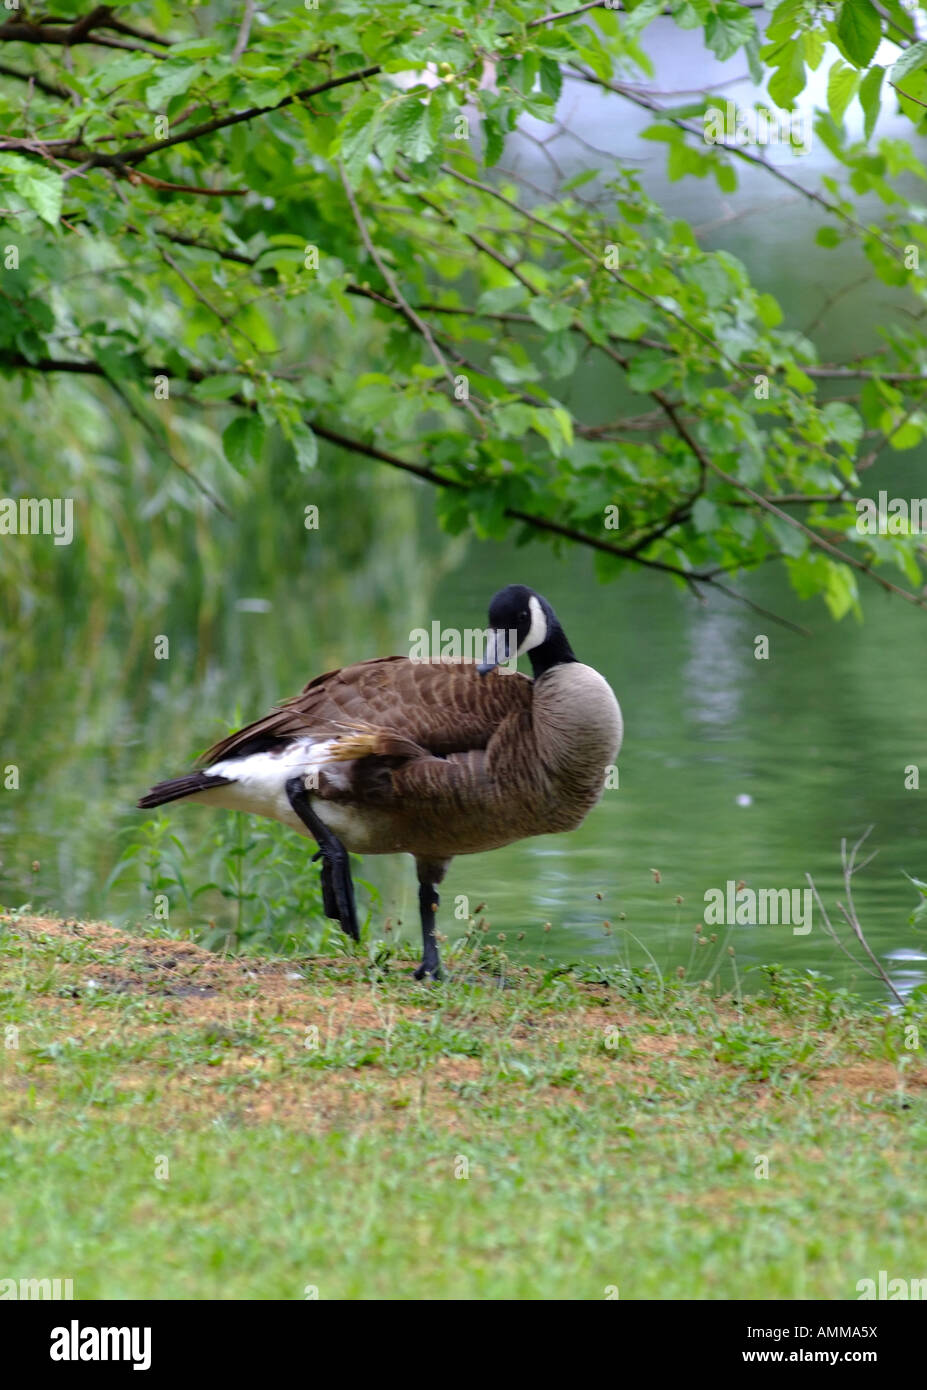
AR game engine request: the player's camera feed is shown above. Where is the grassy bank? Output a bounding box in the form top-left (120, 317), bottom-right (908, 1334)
top-left (1, 912), bottom-right (925, 1300)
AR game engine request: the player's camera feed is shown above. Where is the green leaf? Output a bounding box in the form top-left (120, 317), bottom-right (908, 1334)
top-left (477, 285), bottom-right (528, 314)
top-left (858, 65), bottom-right (884, 141)
top-left (222, 413), bottom-right (266, 470)
top-left (639, 124), bottom-right (677, 144)
top-left (627, 354), bottom-right (675, 392)
top-left (561, 168), bottom-right (599, 193)
top-left (596, 301), bottom-right (649, 339)
top-left (705, 3), bottom-right (755, 63)
top-left (764, 515), bottom-right (805, 558)
top-left (16, 168), bottom-right (62, 227)
top-left (836, 0), bottom-right (881, 69)
top-left (0, 155), bottom-right (63, 226)
top-left (543, 332), bottom-right (578, 380)
top-left (821, 401), bottom-right (863, 449)
top-left (802, 28), bottom-right (826, 72)
top-left (94, 53), bottom-right (156, 88)
top-left (784, 361), bottom-right (815, 394)
top-left (538, 56), bottom-right (562, 103)
top-left (623, 0), bottom-right (666, 36)
top-left (527, 299), bottom-right (574, 332)
top-left (528, 407), bottom-right (570, 456)
top-left (893, 65), bottom-right (927, 121)
top-left (494, 402), bottom-right (533, 436)
top-left (337, 97), bottom-right (380, 179)
top-left (290, 420), bottom-right (318, 471)
top-left (893, 40), bottom-right (927, 83)
top-left (692, 498), bottom-right (719, 534)
top-left (905, 872), bottom-right (927, 898)
top-left (483, 115), bottom-right (505, 168)
top-left (885, 415), bottom-right (923, 450)
top-left (671, 1), bottom-right (705, 32)
top-left (685, 258), bottom-right (732, 308)
top-left (815, 225), bottom-right (841, 248)
top-left (145, 61), bottom-right (204, 111)
top-left (235, 303), bottom-right (278, 355)
top-left (823, 559), bottom-right (858, 621)
top-left (490, 354), bottom-right (540, 385)
top-left (392, 98), bottom-right (435, 164)
top-left (191, 375), bottom-right (244, 402)
top-left (552, 406), bottom-right (574, 450)
top-left (755, 293), bottom-right (783, 328)
top-left (827, 59), bottom-right (860, 126)
top-left (766, 39), bottom-right (806, 109)
top-left (904, 872), bottom-right (927, 928)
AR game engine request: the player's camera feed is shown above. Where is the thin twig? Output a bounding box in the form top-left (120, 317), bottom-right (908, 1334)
top-left (839, 830), bottom-right (906, 1007)
top-left (231, 0), bottom-right (256, 64)
top-left (807, 829), bottom-right (906, 1008)
top-left (338, 160), bottom-right (486, 433)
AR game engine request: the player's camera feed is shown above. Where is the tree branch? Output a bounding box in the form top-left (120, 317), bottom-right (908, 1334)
top-left (0, 61), bottom-right (73, 99)
top-left (0, 6), bottom-right (170, 56)
top-left (708, 461), bottom-right (927, 609)
top-left (87, 64), bottom-right (383, 171)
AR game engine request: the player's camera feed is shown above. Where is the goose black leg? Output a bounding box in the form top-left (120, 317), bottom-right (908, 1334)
top-left (312, 850), bottom-right (339, 920)
top-left (413, 857), bottom-right (450, 981)
top-left (285, 776), bottom-right (359, 941)
top-left (414, 882), bottom-right (442, 981)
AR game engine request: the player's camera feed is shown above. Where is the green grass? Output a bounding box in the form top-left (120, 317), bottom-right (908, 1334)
top-left (1, 913), bottom-right (925, 1299)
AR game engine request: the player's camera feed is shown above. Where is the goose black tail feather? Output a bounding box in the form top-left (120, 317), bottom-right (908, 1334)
top-left (137, 771), bottom-right (231, 809)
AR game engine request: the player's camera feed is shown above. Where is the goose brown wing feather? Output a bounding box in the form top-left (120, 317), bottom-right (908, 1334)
top-left (200, 658), bottom-right (533, 766)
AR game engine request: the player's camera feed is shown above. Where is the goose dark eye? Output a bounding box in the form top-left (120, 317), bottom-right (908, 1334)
top-left (519, 610), bottom-right (528, 620)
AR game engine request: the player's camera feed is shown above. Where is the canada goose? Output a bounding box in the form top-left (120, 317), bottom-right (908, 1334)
top-left (138, 585), bottom-right (622, 979)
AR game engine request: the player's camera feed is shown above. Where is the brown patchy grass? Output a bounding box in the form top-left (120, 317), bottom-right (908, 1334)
top-left (2, 914), bottom-right (924, 1139)
top-left (3, 916), bottom-right (457, 1132)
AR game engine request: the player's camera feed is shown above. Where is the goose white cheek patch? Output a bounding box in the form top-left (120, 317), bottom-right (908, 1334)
top-left (517, 594), bottom-right (547, 655)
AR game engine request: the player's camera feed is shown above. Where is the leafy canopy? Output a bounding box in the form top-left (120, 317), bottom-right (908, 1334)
top-left (3, 0), bottom-right (927, 625)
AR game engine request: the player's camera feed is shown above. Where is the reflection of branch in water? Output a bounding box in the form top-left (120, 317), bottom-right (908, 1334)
top-left (618, 75), bottom-right (750, 99)
top-left (807, 828), bottom-right (906, 1008)
top-left (692, 195), bottom-right (802, 239)
top-left (803, 272), bottom-right (872, 339)
top-left (547, 122), bottom-right (642, 167)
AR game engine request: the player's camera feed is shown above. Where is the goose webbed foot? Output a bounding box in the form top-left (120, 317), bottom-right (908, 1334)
top-left (287, 778), bottom-right (359, 942)
top-left (414, 882), bottom-right (443, 981)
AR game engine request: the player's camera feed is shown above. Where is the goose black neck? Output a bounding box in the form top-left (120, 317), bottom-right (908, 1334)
top-left (528, 621), bottom-right (577, 678)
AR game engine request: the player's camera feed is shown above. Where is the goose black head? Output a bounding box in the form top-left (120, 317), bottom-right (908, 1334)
top-left (478, 584), bottom-right (577, 679)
